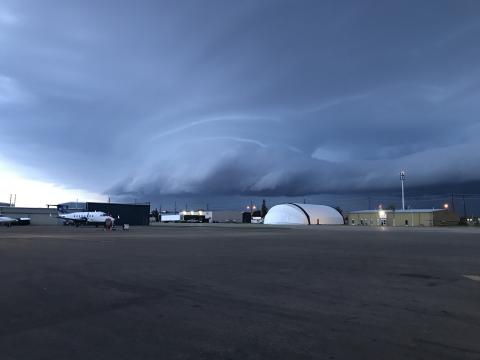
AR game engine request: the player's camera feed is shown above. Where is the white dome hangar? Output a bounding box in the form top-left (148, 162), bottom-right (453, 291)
top-left (264, 204), bottom-right (344, 225)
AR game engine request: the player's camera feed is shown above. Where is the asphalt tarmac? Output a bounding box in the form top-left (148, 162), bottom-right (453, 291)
top-left (1, 224), bottom-right (480, 359)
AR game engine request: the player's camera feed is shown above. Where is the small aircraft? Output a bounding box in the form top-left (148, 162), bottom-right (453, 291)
top-left (0, 216), bottom-right (30, 226)
top-left (0, 216), bottom-right (18, 227)
top-left (58, 211), bottom-right (115, 227)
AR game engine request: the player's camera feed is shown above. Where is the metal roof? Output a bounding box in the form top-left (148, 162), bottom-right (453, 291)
top-left (349, 209), bottom-right (448, 214)
top-left (349, 210), bottom-right (393, 214)
top-left (394, 209), bottom-right (448, 213)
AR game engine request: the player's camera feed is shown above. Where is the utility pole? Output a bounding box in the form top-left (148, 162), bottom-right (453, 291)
top-left (400, 171), bottom-right (406, 210)
top-left (463, 195), bottom-right (467, 217)
top-left (451, 193), bottom-right (455, 212)
top-left (247, 201), bottom-right (256, 216)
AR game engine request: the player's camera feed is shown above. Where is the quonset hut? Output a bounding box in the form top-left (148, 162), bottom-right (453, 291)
top-left (263, 204), bottom-right (344, 225)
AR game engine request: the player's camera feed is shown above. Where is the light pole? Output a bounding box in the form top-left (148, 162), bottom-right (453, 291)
top-left (246, 202), bottom-right (256, 216)
top-left (400, 171), bottom-right (406, 211)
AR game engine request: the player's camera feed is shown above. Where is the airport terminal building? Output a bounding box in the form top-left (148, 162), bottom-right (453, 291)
top-left (347, 209), bottom-right (460, 227)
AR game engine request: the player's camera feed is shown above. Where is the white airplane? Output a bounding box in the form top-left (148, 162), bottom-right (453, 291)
top-left (0, 216), bottom-right (18, 226)
top-left (58, 211), bottom-right (115, 227)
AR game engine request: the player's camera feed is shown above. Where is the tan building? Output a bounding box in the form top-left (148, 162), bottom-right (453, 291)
top-left (347, 209), bottom-right (459, 227)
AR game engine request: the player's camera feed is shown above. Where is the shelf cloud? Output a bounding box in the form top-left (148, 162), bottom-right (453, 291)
top-left (1, 0), bottom-right (479, 205)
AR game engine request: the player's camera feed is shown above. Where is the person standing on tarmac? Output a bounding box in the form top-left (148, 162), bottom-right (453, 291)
top-left (104, 217), bottom-right (113, 230)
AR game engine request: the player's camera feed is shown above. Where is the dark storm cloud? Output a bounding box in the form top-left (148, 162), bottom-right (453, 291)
top-left (1, 0), bottom-right (480, 200)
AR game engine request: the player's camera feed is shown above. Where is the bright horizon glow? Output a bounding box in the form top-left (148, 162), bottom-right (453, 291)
top-left (0, 160), bottom-right (105, 207)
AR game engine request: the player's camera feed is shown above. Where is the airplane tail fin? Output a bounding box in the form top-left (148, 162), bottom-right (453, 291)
top-left (57, 204), bottom-right (68, 214)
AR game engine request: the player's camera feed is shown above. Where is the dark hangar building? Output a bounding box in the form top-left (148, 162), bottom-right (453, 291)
top-left (86, 202), bottom-right (150, 226)
top-left (57, 202), bottom-right (150, 226)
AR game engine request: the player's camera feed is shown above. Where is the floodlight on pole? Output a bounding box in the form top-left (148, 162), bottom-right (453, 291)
top-left (400, 170), bottom-right (406, 211)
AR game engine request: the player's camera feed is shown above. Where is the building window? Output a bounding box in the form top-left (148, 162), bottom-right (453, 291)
top-left (351, 219), bottom-right (355, 225)
top-left (405, 219), bottom-right (409, 226)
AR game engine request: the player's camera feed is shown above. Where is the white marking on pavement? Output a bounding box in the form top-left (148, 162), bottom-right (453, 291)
top-left (463, 275), bottom-right (480, 282)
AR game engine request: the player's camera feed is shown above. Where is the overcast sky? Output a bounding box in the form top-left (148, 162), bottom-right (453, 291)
top-left (1, 0), bottom-right (480, 208)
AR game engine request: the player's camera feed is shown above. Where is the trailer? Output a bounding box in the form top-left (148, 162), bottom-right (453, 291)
top-left (160, 214), bottom-right (181, 223)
